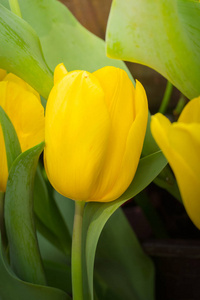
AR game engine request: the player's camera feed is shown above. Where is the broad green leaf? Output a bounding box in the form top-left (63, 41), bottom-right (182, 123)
top-left (34, 166), bottom-right (72, 259)
top-left (106, 0), bottom-right (200, 99)
top-left (0, 4), bottom-right (53, 98)
top-left (0, 238), bottom-right (71, 300)
top-left (37, 232), bottom-right (72, 294)
top-left (16, 0), bottom-right (131, 75)
top-left (54, 193), bottom-right (75, 237)
top-left (44, 260), bottom-right (71, 294)
top-left (83, 150), bottom-right (167, 300)
top-left (0, 106), bottom-right (21, 170)
top-left (95, 208), bottom-right (155, 300)
top-left (154, 165), bottom-right (182, 202)
top-left (5, 142), bottom-right (46, 285)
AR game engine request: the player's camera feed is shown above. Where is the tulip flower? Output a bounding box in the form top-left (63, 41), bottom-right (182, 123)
top-left (151, 97), bottom-right (200, 228)
top-left (0, 73), bottom-right (45, 192)
top-left (44, 64), bottom-right (148, 202)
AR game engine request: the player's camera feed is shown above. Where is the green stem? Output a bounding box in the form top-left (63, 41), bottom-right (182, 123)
top-left (159, 81), bottom-right (173, 114)
top-left (173, 94), bottom-right (186, 117)
top-left (9, 0), bottom-right (22, 18)
top-left (72, 201), bottom-right (85, 300)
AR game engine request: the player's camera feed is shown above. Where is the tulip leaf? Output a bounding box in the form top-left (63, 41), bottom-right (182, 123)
top-left (34, 166), bottom-right (72, 259)
top-left (106, 0), bottom-right (200, 99)
top-left (0, 238), bottom-right (71, 300)
top-left (94, 208), bottom-right (155, 300)
top-left (0, 3), bottom-right (53, 99)
top-left (37, 232), bottom-right (72, 294)
top-left (14, 0), bottom-right (132, 76)
top-left (0, 106), bottom-right (21, 170)
top-left (5, 142), bottom-right (47, 285)
top-left (83, 150), bottom-right (167, 300)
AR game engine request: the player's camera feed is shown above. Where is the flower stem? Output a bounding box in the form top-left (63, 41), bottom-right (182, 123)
top-left (9, 0), bottom-right (22, 18)
top-left (173, 94), bottom-right (186, 117)
top-left (159, 81), bottom-right (173, 114)
top-left (72, 201), bottom-right (85, 300)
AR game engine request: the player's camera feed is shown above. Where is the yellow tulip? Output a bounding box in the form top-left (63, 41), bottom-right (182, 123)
top-left (151, 97), bottom-right (200, 228)
top-left (0, 73), bottom-right (45, 192)
top-left (44, 64), bottom-right (148, 202)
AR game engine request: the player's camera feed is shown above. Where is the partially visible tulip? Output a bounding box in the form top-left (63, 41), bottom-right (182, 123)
top-left (0, 73), bottom-right (45, 192)
top-left (151, 97), bottom-right (200, 228)
top-left (44, 64), bottom-right (148, 202)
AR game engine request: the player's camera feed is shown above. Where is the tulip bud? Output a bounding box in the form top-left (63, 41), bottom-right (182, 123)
top-left (0, 73), bottom-right (45, 192)
top-left (151, 97), bottom-right (200, 228)
top-left (44, 64), bottom-right (148, 202)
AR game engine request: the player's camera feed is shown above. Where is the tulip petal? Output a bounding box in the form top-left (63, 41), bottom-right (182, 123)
top-left (169, 123), bottom-right (200, 178)
top-left (44, 71), bottom-right (110, 201)
top-left (90, 66), bottom-right (136, 200)
top-left (3, 73), bottom-right (40, 101)
top-left (0, 80), bottom-right (44, 192)
top-left (178, 96), bottom-right (200, 124)
top-left (151, 113), bottom-right (172, 153)
top-left (151, 114), bottom-right (200, 228)
top-left (2, 82), bottom-right (44, 152)
top-left (169, 124), bottom-right (200, 228)
top-left (97, 80), bottom-right (148, 201)
top-left (54, 63), bottom-right (68, 85)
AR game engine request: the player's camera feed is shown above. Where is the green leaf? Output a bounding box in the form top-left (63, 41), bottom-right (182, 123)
top-left (106, 0), bottom-right (200, 99)
top-left (95, 208), bottom-right (155, 300)
top-left (34, 166), bottom-right (72, 259)
top-left (154, 165), bottom-right (182, 202)
top-left (16, 0), bottom-right (132, 75)
top-left (44, 260), bottom-right (71, 295)
top-left (37, 232), bottom-right (72, 295)
top-left (54, 193), bottom-right (75, 238)
top-left (0, 3), bottom-right (53, 98)
top-left (83, 150), bottom-right (167, 300)
top-left (0, 238), bottom-right (71, 300)
top-left (0, 106), bottom-right (21, 170)
top-left (5, 142), bottom-right (46, 285)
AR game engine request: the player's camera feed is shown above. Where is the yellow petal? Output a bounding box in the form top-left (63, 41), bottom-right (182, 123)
top-left (0, 69), bottom-right (7, 81)
top-left (96, 80), bottom-right (148, 202)
top-left (178, 96), bottom-right (200, 124)
top-left (3, 73), bottom-right (40, 101)
top-left (54, 63), bottom-right (68, 85)
top-left (151, 114), bottom-right (200, 228)
top-left (169, 124), bottom-right (200, 228)
top-left (89, 67), bottom-right (136, 201)
top-left (3, 82), bottom-right (44, 151)
top-left (151, 113), bottom-right (172, 154)
top-left (0, 81), bottom-right (45, 191)
top-left (44, 71), bottom-right (110, 201)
